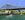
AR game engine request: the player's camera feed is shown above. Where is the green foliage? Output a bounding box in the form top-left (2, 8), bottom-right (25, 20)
top-left (0, 10), bottom-right (5, 12)
top-left (11, 10), bottom-right (16, 13)
top-left (16, 12), bottom-right (21, 14)
top-left (22, 12), bottom-right (25, 15)
top-left (0, 10), bottom-right (25, 15)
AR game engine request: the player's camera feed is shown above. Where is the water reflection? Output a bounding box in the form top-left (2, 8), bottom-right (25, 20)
top-left (0, 14), bottom-right (25, 20)
top-left (5, 14), bottom-right (13, 18)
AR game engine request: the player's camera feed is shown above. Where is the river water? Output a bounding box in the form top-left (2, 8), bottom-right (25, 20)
top-left (0, 14), bottom-right (25, 20)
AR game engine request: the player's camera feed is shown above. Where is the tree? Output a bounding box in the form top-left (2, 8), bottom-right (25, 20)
top-left (11, 10), bottom-right (16, 14)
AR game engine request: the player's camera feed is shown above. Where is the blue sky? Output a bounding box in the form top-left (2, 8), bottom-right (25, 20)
top-left (0, 0), bottom-right (16, 8)
top-left (0, 0), bottom-right (25, 8)
top-left (16, 0), bottom-right (25, 6)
